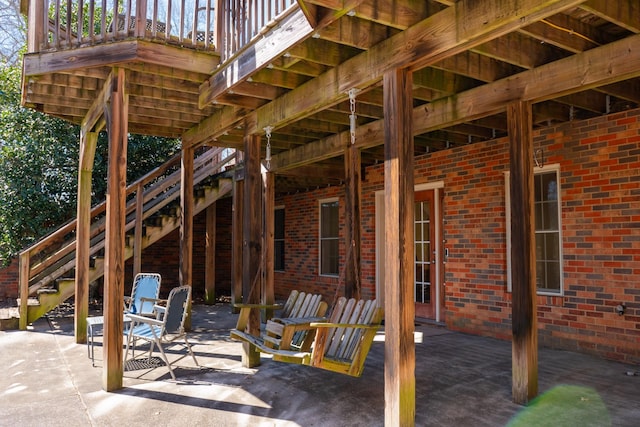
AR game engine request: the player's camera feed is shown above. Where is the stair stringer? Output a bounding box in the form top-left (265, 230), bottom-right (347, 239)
top-left (24, 177), bottom-right (233, 324)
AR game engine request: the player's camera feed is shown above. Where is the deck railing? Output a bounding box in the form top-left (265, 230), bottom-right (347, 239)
top-left (18, 146), bottom-right (236, 327)
top-left (26, 0), bottom-right (216, 51)
top-left (25, 0), bottom-right (298, 61)
top-left (218, 0), bottom-right (296, 61)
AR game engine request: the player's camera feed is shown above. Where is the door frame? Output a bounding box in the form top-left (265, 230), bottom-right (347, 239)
top-left (376, 181), bottom-right (445, 322)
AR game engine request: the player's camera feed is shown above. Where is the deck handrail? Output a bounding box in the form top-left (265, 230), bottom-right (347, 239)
top-left (23, 0), bottom-right (298, 61)
top-left (25, 0), bottom-right (218, 52)
top-left (217, 0), bottom-right (297, 61)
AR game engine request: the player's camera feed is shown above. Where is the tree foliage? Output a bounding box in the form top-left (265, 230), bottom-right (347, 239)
top-left (0, 0), bottom-right (25, 66)
top-left (0, 63), bottom-right (180, 265)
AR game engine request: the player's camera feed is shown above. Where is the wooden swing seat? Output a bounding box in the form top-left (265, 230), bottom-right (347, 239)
top-left (231, 297), bottom-right (383, 377)
top-left (233, 290), bottom-right (328, 352)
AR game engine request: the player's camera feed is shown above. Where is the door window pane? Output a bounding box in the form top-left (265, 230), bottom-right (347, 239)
top-left (534, 170), bottom-right (562, 293)
top-left (414, 199), bottom-right (432, 304)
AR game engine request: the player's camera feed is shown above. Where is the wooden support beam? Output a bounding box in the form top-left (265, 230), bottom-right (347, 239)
top-left (200, 9), bottom-right (314, 107)
top-left (199, 3), bottom-right (361, 107)
top-left (263, 170), bottom-right (275, 317)
top-left (133, 183), bottom-right (143, 277)
top-left (23, 40), bottom-right (218, 78)
top-left (242, 133), bottom-right (262, 368)
top-left (383, 68), bottom-right (415, 426)
top-left (508, 100), bottom-right (538, 405)
top-left (344, 133), bottom-right (361, 300)
top-left (581, 0), bottom-right (640, 34)
top-left (26, 0), bottom-right (44, 53)
top-left (204, 203), bottom-right (216, 304)
top-left (180, 145), bottom-right (194, 330)
top-left (189, 0), bottom-right (580, 149)
top-left (18, 253), bottom-right (29, 330)
top-left (271, 33), bottom-right (640, 171)
top-left (231, 167), bottom-right (244, 313)
top-left (74, 129), bottom-right (98, 344)
top-left (244, 0), bottom-right (584, 137)
top-left (103, 68), bottom-right (128, 392)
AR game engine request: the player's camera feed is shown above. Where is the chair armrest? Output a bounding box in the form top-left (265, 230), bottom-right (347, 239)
top-left (140, 297), bottom-right (163, 304)
top-left (127, 313), bottom-right (163, 327)
top-left (233, 303), bottom-right (283, 310)
top-left (309, 322), bottom-right (381, 330)
top-left (233, 303), bottom-right (283, 331)
top-left (273, 316), bottom-right (326, 326)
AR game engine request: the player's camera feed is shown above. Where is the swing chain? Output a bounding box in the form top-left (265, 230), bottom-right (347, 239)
top-left (348, 88), bottom-right (358, 145)
top-left (264, 126), bottom-right (273, 169)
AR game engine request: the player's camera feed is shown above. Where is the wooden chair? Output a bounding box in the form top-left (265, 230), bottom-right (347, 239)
top-left (231, 297), bottom-right (383, 377)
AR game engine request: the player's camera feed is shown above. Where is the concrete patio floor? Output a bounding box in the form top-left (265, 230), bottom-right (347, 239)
top-left (1, 303), bottom-right (638, 426)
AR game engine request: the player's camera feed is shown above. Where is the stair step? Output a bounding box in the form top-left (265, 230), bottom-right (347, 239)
top-left (0, 308), bottom-right (19, 330)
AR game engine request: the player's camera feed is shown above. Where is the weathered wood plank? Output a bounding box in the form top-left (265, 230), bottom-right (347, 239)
top-left (231, 168), bottom-right (244, 313)
top-left (242, 133), bottom-right (262, 367)
top-left (23, 40), bottom-right (219, 77)
top-left (241, 0), bottom-right (584, 138)
top-left (133, 183), bottom-right (143, 277)
top-left (383, 67), bottom-right (415, 427)
top-left (263, 170), bottom-right (275, 317)
top-left (344, 133), bottom-right (361, 300)
top-left (271, 33), bottom-right (640, 171)
top-left (205, 203), bottom-right (216, 304)
top-left (581, 0), bottom-right (640, 33)
top-left (508, 100), bottom-right (538, 405)
top-left (180, 146), bottom-right (194, 330)
top-left (200, 8), bottom-right (315, 108)
top-left (74, 129), bottom-right (98, 344)
top-left (103, 68), bottom-right (128, 392)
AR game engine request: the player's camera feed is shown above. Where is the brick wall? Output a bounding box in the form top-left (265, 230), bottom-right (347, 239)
top-left (273, 185), bottom-right (377, 303)
top-left (359, 108), bottom-right (640, 364)
top-left (0, 258), bottom-right (19, 305)
top-left (1, 108), bottom-right (637, 364)
top-left (125, 196), bottom-right (233, 300)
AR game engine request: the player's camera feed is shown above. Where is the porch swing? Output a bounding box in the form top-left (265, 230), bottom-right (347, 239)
top-left (230, 90), bottom-right (384, 377)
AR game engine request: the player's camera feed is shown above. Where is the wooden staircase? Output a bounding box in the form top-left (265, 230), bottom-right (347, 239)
top-left (14, 147), bottom-right (236, 329)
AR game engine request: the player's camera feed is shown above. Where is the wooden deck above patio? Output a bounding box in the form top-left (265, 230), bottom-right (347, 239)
top-left (21, 0), bottom-right (640, 179)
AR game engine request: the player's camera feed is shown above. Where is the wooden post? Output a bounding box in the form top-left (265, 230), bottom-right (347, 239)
top-left (204, 203), bottom-right (216, 304)
top-left (508, 100), bottom-right (538, 404)
top-left (231, 168), bottom-right (244, 313)
top-left (75, 129), bottom-right (98, 344)
top-left (263, 169), bottom-right (275, 318)
top-left (134, 0), bottom-right (147, 38)
top-left (26, 0), bottom-right (45, 52)
top-left (103, 68), bottom-right (128, 391)
top-left (18, 252), bottom-right (29, 330)
top-left (180, 145), bottom-right (194, 329)
top-left (133, 182), bottom-right (144, 277)
top-left (383, 68), bottom-right (416, 427)
top-left (344, 135), bottom-right (362, 300)
top-left (242, 132), bottom-right (262, 368)
top-left (215, 0), bottom-right (224, 58)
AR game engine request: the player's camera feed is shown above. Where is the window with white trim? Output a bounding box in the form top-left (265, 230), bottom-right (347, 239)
top-left (506, 165), bottom-right (563, 294)
top-left (319, 199), bottom-right (339, 276)
top-left (274, 207), bottom-right (285, 272)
